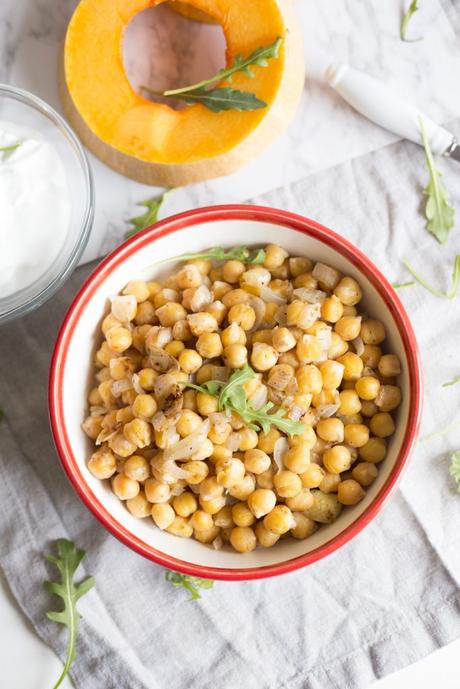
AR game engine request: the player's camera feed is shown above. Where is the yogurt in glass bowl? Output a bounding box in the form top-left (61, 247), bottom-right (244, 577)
top-left (0, 84), bottom-right (94, 324)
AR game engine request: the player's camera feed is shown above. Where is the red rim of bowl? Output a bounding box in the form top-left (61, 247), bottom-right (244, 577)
top-left (49, 204), bottom-right (423, 581)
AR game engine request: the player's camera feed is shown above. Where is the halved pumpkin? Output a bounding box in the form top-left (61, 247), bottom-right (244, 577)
top-left (62, 0), bottom-right (304, 186)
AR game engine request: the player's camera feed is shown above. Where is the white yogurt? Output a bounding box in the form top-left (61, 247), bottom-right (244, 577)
top-left (0, 122), bottom-right (70, 298)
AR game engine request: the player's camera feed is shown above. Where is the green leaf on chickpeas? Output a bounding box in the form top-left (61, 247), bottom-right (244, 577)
top-left (449, 450), bottom-right (460, 492)
top-left (43, 539), bottom-right (95, 689)
top-left (165, 571), bottom-right (214, 600)
top-left (158, 246), bottom-right (266, 265)
top-left (184, 364), bottom-right (305, 437)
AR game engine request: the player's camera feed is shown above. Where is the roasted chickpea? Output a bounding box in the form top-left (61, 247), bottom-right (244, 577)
top-left (334, 276), bottom-right (362, 305)
top-left (283, 445), bottom-right (311, 473)
top-left (112, 474), bottom-right (139, 500)
top-left (359, 437), bottom-right (387, 463)
top-left (230, 526), bottom-right (257, 553)
top-left (360, 319), bottom-right (386, 345)
top-left (370, 412), bottom-right (395, 438)
top-left (378, 354), bottom-right (401, 378)
top-left (178, 349), bottom-right (202, 374)
top-left (337, 479), bottom-right (365, 505)
top-left (251, 342), bottom-right (278, 371)
top-left (88, 448), bottom-right (116, 479)
top-left (273, 470), bottom-right (302, 498)
top-left (263, 505), bottom-right (294, 535)
top-left (321, 295), bottom-right (344, 323)
top-left (244, 449), bottom-right (271, 474)
top-left (222, 260), bottom-right (245, 284)
top-left (316, 417), bottom-right (344, 443)
top-left (223, 344), bottom-right (248, 369)
top-left (228, 303), bottom-right (256, 331)
top-left (352, 462), bottom-right (378, 487)
top-left (323, 445), bottom-right (352, 474)
top-left (272, 327), bottom-right (296, 353)
top-left (173, 492), bottom-right (198, 518)
top-left (355, 376), bottom-right (381, 401)
top-left (376, 385), bottom-right (402, 412)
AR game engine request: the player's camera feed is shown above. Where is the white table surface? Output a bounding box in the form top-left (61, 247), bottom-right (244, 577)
top-left (1, 0), bottom-right (459, 685)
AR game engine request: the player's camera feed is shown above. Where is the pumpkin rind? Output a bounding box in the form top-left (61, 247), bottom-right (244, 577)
top-left (62, 0), bottom-right (304, 186)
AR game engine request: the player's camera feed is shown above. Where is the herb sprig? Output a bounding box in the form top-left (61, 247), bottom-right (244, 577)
top-left (402, 255), bottom-right (460, 299)
top-left (420, 118), bottom-right (455, 243)
top-left (400, 0), bottom-right (422, 42)
top-left (392, 280), bottom-right (415, 289)
top-left (159, 246), bottom-right (265, 266)
top-left (125, 192), bottom-right (170, 238)
top-left (165, 571), bottom-right (214, 600)
top-left (0, 140), bottom-right (22, 153)
top-left (443, 375), bottom-right (460, 388)
top-left (185, 364), bottom-right (305, 437)
top-left (44, 539), bottom-right (94, 689)
top-left (142, 37), bottom-right (282, 112)
top-left (449, 450), bottom-right (460, 492)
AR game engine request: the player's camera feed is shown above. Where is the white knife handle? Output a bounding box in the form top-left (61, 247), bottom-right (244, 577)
top-left (326, 63), bottom-right (453, 155)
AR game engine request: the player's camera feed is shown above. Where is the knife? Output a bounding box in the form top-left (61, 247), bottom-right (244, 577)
top-left (326, 62), bottom-right (460, 162)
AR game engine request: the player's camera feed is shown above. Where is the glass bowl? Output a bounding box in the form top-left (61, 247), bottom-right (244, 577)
top-left (0, 84), bottom-right (94, 324)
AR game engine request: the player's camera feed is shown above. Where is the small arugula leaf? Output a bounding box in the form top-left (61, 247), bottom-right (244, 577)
top-left (402, 255), bottom-right (460, 299)
top-left (158, 246), bottom-right (266, 265)
top-left (0, 140), bottom-right (22, 154)
top-left (400, 0), bottom-right (422, 42)
top-left (44, 539), bottom-right (94, 689)
top-left (392, 280), bottom-right (415, 289)
top-left (449, 450), bottom-right (460, 492)
top-left (165, 571), bottom-right (214, 601)
top-left (442, 375), bottom-right (460, 388)
top-left (142, 37), bottom-right (282, 112)
top-left (218, 364), bottom-right (256, 408)
top-left (419, 118), bottom-right (455, 243)
top-left (126, 192), bottom-right (170, 238)
top-left (179, 87), bottom-right (266, 113)
top-left (184, 365), bottom-right (305, 437)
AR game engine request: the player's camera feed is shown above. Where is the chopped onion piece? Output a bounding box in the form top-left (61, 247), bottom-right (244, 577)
top-left (260, 286), bottom-right (287, 305)
top-left (316, 403), bottom-right (340, 418)
top-left (316, 326), bottom-right (332, 353)
top-left (191, 285), bottom-right (213, 312)
top-left (248, 295), bottom-right (266, 332)
top-left (148, 347), bottom-right (179, 373)
top-left (312, 262), bottom-right (341, 291)
top-left (273, 437), bottom-right (289, 474)
top-left (90, 406), bottom-right (106, 417)
top-left (292, 287), bottom-right (327, 304)
top-left (212, 535), bottom-right (223, 550)
top-left (249, 384), bottom-right (268, 410)
top-left (111, 294), bottom-right (137, 322)
top-left (131, 373), bottom-right (144, 395)
top-left (163, 419), bottom-right (210, 462)
top-left (95, 428), bottom-right (117, 446)
top-left (111, 378), bottom-right (133, 398)
top-left (225, 432), bottom-right (241, 452)
top-left (351, 337), bottom-right (365, 356)
top-left (288, 405), bottom-right (304, 422)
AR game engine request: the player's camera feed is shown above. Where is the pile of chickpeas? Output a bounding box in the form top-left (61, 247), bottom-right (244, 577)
top-left (83, 244), bottom-right (402, 553)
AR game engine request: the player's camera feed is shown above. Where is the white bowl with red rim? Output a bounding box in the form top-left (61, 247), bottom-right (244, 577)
top-left (49, 205), bottom-right (423, 580)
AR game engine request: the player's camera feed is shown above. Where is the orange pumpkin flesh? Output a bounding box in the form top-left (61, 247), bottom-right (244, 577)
top-left (62, 0), bottom-right (304, 186)
top-left (168, 1), bottom-right (216, 23)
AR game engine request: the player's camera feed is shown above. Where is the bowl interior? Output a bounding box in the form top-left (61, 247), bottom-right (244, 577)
top-left (0, 86), bottom-right (93, 322)
top-left (53, 214), bottom-right (414, 573)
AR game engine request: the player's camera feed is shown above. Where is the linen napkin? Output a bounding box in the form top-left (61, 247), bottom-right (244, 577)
top-left (1, 127), bottom-right (460, 689)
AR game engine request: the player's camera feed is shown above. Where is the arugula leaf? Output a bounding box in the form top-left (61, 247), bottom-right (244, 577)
top-left (126, 192), bottom-right (170, 238)
top-left (165, 571), bottom-right (214, 600)
top-left (142, 37), bottom-right (282, 112)
top-left (400, 0), bottom-right (422, 42)
top-left (158, 246), bottom-right (266, 265)
top-left (419, 118), bottom-right (455, 243)
top-left (44, 539), bottom-right (94, 689)
top-left (184, 364), bottom-right (305, 437)
top-left (0, 140), bottom-right (22, 153)
top-left (449, 450), bottom-right (460, 492)
top-left (402, 255), bottom-right (460, 299)
top-left (178, 87), bottom-right (266, 113)
top-left (392, 280), bottom-right (415, 289)
top-left (442, 375), bottom-right (460, 388)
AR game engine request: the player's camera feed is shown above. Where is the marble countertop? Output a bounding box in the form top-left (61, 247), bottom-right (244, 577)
top-left (1, 1), bottom-right (460, 687)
